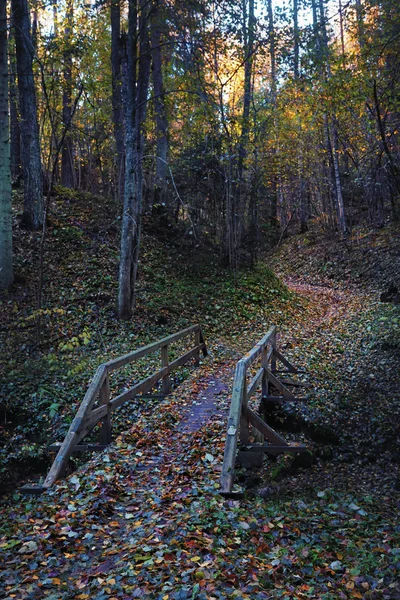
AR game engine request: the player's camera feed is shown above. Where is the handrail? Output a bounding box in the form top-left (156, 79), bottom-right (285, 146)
top-left (22, 324), bottom-right (207, 494)
top-left (220, 326), bottom-right (307, 496)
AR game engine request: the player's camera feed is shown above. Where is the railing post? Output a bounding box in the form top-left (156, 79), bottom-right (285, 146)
top-left (261, 347), bottom-right (268, 399)
top-left (98, 374), bottom-right (112, 445)
top-left (220, 361), bottom-right (246, 494)
top-left (240, 376), bottom-right (250, 444)
top-left (195, 328), bottom-right (201, 366)
top-left (161, 344), bottom-right (171, 395)
top-left (271, 329), bottom-right (277, 373)
top-left (199, 328), bottom-right (208, 357)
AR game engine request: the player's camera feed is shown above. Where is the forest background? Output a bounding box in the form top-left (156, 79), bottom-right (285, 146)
top-left (1, 0), bottom-right (400, 297)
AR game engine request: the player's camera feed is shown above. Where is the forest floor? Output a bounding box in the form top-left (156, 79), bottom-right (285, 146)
top-left (1, 192), bottom-right (400, 599)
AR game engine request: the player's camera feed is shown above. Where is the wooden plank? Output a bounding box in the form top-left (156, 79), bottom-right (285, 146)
top-left (48, 443), bottom-right (108, 453)
top-left (220, 489), bottom-right (245, 499)
top-left (41, 365), bottom-right (108, 489)
top-left (169, 346), bottom-right (203, 371)
top-left (240, 377), bottom-right (249, 444)
top-left (74, 365), bottom-right (108, 424)
top-left (241, 326), bottom-right (276, 368)
top-left (245, 408), bottom-right (289, 446)
top-left (246, 444), bottom-right (308, 454)
top-left (265, 369), bottom-right (297, 400)
top-left (280, 379), bottom-right (311, 388)
top-left (262, 395), bottom-right (307, 402)
top-left (98, 375), bottom-right (112, 445)
top-left (161, 344), bottom-right (171, 395)
top-left (262, 349), bottom-right (269, 398)
top-left (104, 325), bottom-right (200, 372)
top-left (273, 349), bottom-right (299, 373)
top-left (43, 430), bottom-right (79, 489)
top-left (220, 361), bottom-right (246, 494)
top-left (247, 367), bottom-right (264, 399)
top-left (199, 329), bottom-right (208, 357)
top-left (195, 329), bottom-right (201, 366)
top-left (20, 485), bottom-right (48, 495)
top-left (82, 403), bottom-right (109, 431)
top-left (110, 367), bottom-right (168, 411)
top-left (273, 369), bottom-right (307, 374)
top-left (271, 329), bottom-right (277, 373)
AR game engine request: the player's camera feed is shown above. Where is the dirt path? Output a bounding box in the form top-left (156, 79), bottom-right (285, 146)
top-left (264, 278), bottom-right (400, 500)
top-left (2, 289), bottom-right (399, 599)
top-left (284, 279), bottom-right (349, 325)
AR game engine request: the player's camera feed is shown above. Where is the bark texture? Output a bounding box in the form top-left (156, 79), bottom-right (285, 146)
top-left (9, 33), bottom-right (21, 182)
top-left (61, 0), bottom-right (74, 188)
top-left (11, 0), bottom-right (43, 229)
top-left (111, 0), bottom-right (125, 202)
top-left (151, 1), bottom-right (168, 208)
top-left (0, 0), bottom-right (13, 288)
top-left (118, 0), bottom-right (151, 319)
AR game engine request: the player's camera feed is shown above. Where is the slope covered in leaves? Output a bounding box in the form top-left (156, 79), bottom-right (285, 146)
top-left (1, 201), bottom-right (400, 598)
top-left (1, 350), bottom-right (399, 600)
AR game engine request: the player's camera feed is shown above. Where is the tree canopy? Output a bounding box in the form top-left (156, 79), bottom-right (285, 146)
top-left (1, 0), bottom-right (400, 305)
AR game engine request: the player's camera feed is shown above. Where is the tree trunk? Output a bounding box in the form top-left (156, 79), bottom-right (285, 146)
top-left (293, 0), bottom-right (307, 233)
top-left (61, 0), bottom-right (74, 188)
top-left (9, 31), bottom-right (21, 182)
top-left (313, 0), bottom-right (347, 236)
top-left (267, 0), bottom-right (276, 104)
top-left (11, 0), bottom-right (43, 230)
top-left (237, 0), bottom-right (255, 260)
top-left (293, 0), bottom-right (299, 78)
top-left (238, 0), bottom-right (255, 176)
top-left (331, 119), bottom-right (347, 234)
top-left (338, 0), bottom-right (346, 62)
top-left (355, 0), bottom-right (365, 49)
top-left (118, 0), bottom-right (151, 319)
top-left (111, 0), bottom-right (125, 203)
top-left (267, 0), bottom-right (278, 226)
top-left (373, 79), bottom-right (400, 221)
top-left (132, 0), bottom-right (152, 284)
top-left (0, 0), bottom-right (13, 289)
top-left (151, 0), bottom-right (169, 209)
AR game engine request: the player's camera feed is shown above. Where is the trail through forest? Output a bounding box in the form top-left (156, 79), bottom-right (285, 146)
top-left (1, 0), bottom-right (400, 594)
top-left (1, 268), bottom-right (399, 599)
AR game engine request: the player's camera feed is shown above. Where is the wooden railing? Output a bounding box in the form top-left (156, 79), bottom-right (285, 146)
top-left (22, 325), bottom-right (207, 494)
top-left (220, 326), bottom-right (308, 496)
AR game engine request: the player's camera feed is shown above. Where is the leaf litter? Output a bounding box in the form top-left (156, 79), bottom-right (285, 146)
top-left (1, 201), bottom-right (399, 598)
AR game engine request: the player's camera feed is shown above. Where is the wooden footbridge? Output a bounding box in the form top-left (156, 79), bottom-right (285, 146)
top-left (22, 325), bottom-right (207, 494)
top-left (22, 324), bottom-right (308, 496)
top-left (220, 325), bottom-right (308, 496)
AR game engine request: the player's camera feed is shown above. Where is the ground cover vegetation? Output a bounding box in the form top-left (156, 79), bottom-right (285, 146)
top-left (0, 0), bottom-right (400, 598)
top-left (1, 208), bottom-right (400, 597)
